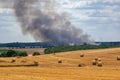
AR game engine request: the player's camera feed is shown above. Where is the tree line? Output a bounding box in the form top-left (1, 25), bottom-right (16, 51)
top-left (0, 50), bottom-right (28, 57)
top-left (44, 44), bottom-right (116, 54)
top-left (0, 50), bottom-right (41, 57)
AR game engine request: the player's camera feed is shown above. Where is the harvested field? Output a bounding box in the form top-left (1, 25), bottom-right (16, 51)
top-left (0, 48), bottom-right (120, 80)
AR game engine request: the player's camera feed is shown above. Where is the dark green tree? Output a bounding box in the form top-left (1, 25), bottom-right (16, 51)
top-left (32, 52), bottom-right (40, 56)
top-left (6, 50), bottom-right (17, 57)
top-left (17, 52), bottom-right (28, 57)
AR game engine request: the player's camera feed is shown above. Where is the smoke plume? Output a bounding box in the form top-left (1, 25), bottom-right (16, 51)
top-left (13, 0), bottom-right (93, 45)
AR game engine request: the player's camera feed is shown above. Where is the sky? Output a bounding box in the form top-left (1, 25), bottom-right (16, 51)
top-left (0, 0), bottom-right (120, 43)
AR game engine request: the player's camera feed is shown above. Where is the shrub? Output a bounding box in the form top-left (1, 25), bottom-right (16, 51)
top-left (17, 52), bottom-right (28, 57)
top-left (6, 50), bottom-right (17, 57)
top-left (0, 52), bottom-right (7, 57)
top-left (32, 52), bottom-right (40, 56)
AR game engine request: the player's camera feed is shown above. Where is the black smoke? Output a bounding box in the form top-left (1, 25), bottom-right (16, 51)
top-left (13, 0), bottom-right (93, 45)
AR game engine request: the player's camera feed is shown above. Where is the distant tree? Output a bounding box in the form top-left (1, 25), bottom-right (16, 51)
top-left (44, 44), bottom-right (116, 54)
top-left (32, 52), bottom-right (40, 56)
top-left (0, 50), bottom-right (28, 57)
top-left (83, 43), bottom-right (87, 45)
top-left (0, 52), bottom-right (7, 57)
top-left (17, 52), bottom-right (28, 57)
top-left (6, 50), bottom-right (17, 57)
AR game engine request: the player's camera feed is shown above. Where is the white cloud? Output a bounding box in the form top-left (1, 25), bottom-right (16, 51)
top-left (59, 0), bottom-right (93, 9)
top-left (0, 8), bottom-right (13, 13)
top-left (58, 0), bottom-right (120, 41)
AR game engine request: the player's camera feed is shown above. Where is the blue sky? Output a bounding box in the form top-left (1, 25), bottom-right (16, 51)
top-left (0, 0), bottom-right (120, 43)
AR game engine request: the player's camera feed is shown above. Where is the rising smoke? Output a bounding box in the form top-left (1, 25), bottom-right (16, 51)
top-left (13, 0), bottom-right (93, 45)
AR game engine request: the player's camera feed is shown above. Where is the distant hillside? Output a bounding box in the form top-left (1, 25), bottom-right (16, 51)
top-left (0, 42), bottom-right (53, 48)
top-left (95, 42), bottom-right (120, 46)
top-left (0, 42), bottom-right (120, 48)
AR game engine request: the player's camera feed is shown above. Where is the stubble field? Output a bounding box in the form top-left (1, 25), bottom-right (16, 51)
top-left (0, 48), bottom-right (120, 80)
